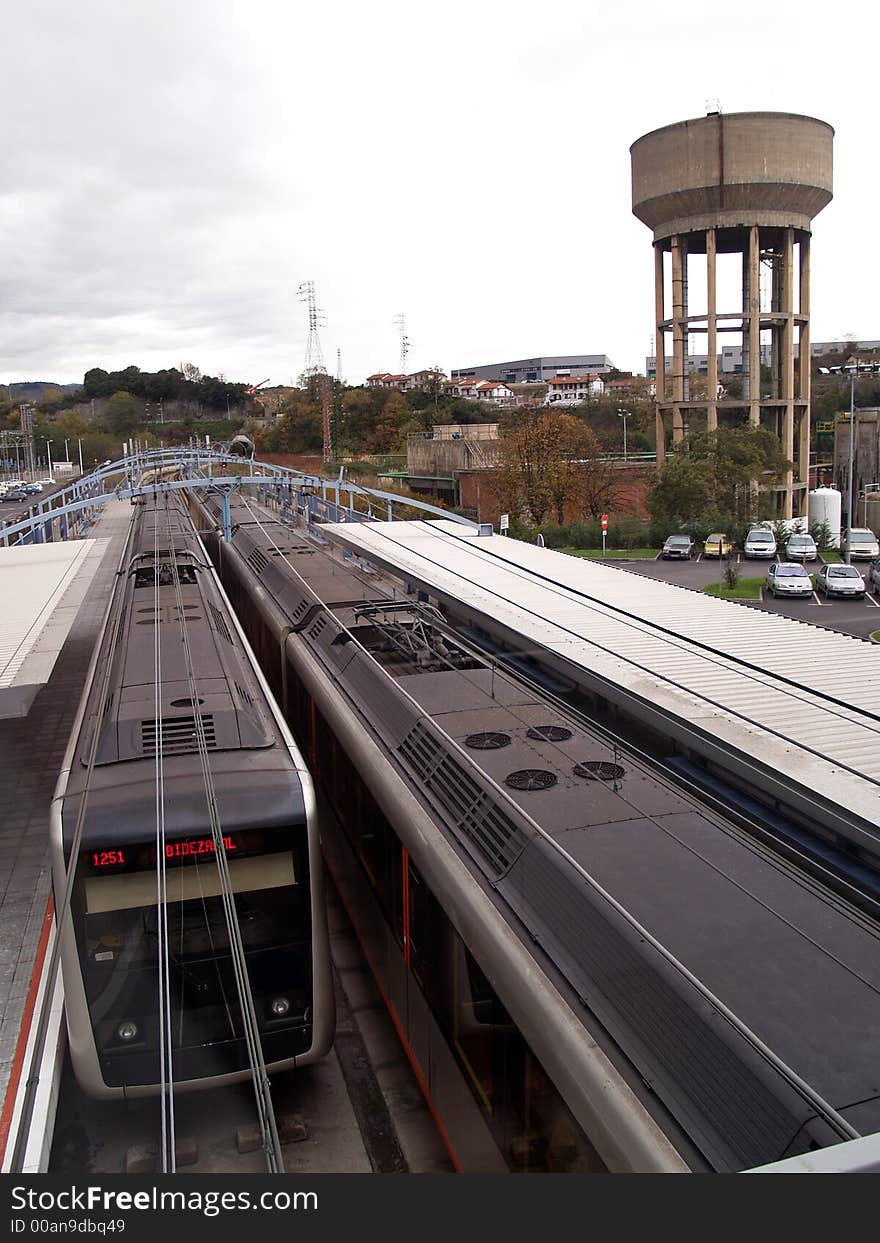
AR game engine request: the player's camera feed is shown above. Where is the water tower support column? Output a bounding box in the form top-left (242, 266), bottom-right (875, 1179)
top-left (798, 234), bottom-right (812, 491)
top-left (781, 228), bottom-right (795, 514)
top-left (671, 235), bottom-right (686, 442)
top-left (748, 225), bottom-right (761, 427)
top-left (654, 244), bottom-right (667, 463)
top-left (706, 228), bottom-right (718, 434)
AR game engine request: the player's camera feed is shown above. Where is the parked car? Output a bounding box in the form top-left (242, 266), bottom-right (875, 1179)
top-left (661, 534), bottom-right (695, 560)
top-left (785, 533), bottom-right (818, 562)
top-left (840, 528), bottom-right (880, 561)
top-left (3, 488), bottom-right (30, 502)
top-left (869, 560), bottom-right (880, 595)
top-left (765, 562), bottom-right (814, 598)
top-left (703, 532), bottom-right (733, 558)
top-left (816, 563), bottom-right (866, 599)
top-left (743, 527), bottom-right (777, 559)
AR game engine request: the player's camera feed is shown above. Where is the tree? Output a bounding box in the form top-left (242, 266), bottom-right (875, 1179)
top-left (648, 424), bottom-right (793, 529)
top-left (496, 411), bottom-right (606, 526)
top-left (369, 390), bottom-right (414, 453)
top-left (104, 390), bottom-right (142, 436)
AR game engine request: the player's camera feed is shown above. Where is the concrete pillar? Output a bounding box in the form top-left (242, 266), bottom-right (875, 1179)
top-left (654, 244), bottom-right (666, 464)
top-left (781, 228), bottom-right (795, 517)
top-left (798, 233), bottom-right (812, 490)
top-left (748, 224), bottom-right (761, 427)
top-left (706, 228), bottom-right (718, 434)
top-left (671, 235), bottom-right (685, 442)
top-left (798, 233), bottom-right (811, 400)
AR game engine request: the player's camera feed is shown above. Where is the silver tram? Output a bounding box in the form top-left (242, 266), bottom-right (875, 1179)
top-left (187, 486), bottom-right (880, 1173)
top-left (49, 494), bottom-right (334, 1097)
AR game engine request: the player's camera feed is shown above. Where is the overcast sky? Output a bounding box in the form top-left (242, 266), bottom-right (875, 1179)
top-left (2, 0), bottom-right (879, 390)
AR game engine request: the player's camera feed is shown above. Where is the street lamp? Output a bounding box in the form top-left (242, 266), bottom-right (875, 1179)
top-left (64, 438), bottom-right (69, 463)
top-left (617, 409), bottom-right (631, 461)
top-left (43, 437), bottom-right (53, 478)
top-left (845, 369), bottom-right (856, 564)
top-left (77, 438), bottom-right (84, 474)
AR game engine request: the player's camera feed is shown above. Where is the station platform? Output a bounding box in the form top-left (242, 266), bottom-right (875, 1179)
top-left (0, 500), bottom-right (133, 1127)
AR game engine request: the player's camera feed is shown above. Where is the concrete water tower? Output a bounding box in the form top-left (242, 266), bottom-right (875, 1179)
top-left (631, 111), bottom-right (833, 517)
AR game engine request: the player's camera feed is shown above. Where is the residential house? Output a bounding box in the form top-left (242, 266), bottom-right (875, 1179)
top-left (544, 374), bottom-right (605, 406)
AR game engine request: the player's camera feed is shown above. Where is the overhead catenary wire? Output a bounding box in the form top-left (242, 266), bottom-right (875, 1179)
top-left (153, 497), bottom-right (176, 1173)
top-left (162, 495), bottom-right (285, 1174)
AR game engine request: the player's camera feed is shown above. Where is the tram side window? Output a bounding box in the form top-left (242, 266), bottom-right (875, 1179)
top-left (408, 861), bottom-right (445, 1005)
top-left (351, 782), bottom-right (403, 951)
top-left (451, 939), bottom-right (607, 1173)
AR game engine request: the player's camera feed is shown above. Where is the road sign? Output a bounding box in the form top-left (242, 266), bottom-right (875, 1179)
top-left (499, 513), bottom-right (509, 532)
top-left (601, 513), bottom-right (608, 531)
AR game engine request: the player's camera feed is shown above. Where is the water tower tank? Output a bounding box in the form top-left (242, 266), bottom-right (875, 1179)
top-left (808, 488), bottom-right (842, 548)
top-left (864, 492), bottom-right (880, 537)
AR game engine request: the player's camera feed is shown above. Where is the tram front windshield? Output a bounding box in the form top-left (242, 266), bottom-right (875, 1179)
top-left (74, 827), bottom-right (313, 1086)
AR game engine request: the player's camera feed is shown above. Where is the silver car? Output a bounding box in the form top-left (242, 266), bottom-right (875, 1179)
top-left (785, 533), bottom-right (818, 562)
top-left (840, 528), bottom-right (880, 560)
top-left (816, 563), bottom-right (866, 599)
top-left (661, 534), bottom-right (695, 560)
top-left (743, 527), bottom-right (777, 559)
top-left (869, 560), bottom-right (880, 595)
top-left (765, 562), bottom-right (814, 598)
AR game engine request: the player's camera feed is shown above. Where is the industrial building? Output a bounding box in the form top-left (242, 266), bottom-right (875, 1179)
top-left (451, 355), bottom-right (616, 384)
top-left (631, 111), bottom-right (834, 518)
top-left (646, 341), bottom-right (880, 381)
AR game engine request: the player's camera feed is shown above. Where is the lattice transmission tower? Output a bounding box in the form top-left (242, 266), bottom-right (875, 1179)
top-left (298, 280), bottom-right (327, 381)
top-left (298, 280), bottom-right (333, 462)
top-left (394, 312), bottom-right (410, 377)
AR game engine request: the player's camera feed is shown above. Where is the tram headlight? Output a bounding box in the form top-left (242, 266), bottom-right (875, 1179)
top-left (117, 1021), bottom-right (139, 1042)
top-left (270, 997), bottom-right (290, 1017)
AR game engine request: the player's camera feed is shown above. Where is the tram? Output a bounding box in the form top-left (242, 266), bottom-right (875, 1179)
top-left (49, 493), bottom-right (334, 1097)
top-left (189, 488), bottom-right (880, 1171)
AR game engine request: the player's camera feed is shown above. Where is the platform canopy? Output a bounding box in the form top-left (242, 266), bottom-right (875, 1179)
top-left (0, 540), bottom-right (108, 719)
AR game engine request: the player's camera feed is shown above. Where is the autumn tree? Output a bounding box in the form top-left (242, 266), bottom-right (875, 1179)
top-left (496, 410), bottom-right (608, 526)
top-left (369, 389), bottom-right (416, 453)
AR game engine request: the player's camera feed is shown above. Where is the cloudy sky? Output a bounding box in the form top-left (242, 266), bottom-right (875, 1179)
top-left (2, 0), bottom-right (879, 389)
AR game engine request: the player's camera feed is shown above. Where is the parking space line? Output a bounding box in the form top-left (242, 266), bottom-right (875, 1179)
top-left (865, 594), bottom-right (880, 608)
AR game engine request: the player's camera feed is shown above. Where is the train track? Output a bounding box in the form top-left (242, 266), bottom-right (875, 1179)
top-left (47, 876), bottom-right (451, 1175)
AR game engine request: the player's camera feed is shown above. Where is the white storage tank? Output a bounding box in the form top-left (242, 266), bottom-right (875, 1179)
top-left (808, 487), bottom-right (842, 548)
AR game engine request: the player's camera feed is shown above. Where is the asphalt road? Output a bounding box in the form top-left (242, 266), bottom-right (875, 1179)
top-left (605, 553), bottom-right (880, 642)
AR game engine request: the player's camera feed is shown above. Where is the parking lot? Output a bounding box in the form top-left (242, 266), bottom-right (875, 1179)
top-left (610, 553), bottom-right (880, 642)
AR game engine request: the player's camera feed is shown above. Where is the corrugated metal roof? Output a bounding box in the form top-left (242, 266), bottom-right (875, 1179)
top-left (0, 540), bottom-right (107, 715)
top-left (322, 520), bottom-right (880, 829)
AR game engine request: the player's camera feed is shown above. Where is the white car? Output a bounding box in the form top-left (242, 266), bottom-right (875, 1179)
top-left (765, 562), bottom-right (814, 598)
top-left (785, 533), bottom-right (818, 562)
top-left (743, 527), bottom-right (777, 559)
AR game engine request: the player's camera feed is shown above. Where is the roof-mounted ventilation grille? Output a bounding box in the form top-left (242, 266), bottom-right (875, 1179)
top-left (142, 715), bottom-right (217, 756)
top-left (465, 732), bottom-right (511, 750)
top-left (505, 770), bottom-right (557, 792)
top-left (398, 721), bottom-right (531, 878)
top-left (247, 548), bottom-right (270, 575)
top-left (573, 761), bottom-right (625, 782)
top-left (208, 602), bottom-right (232, 643)
top-left (526, 725), bottom-right (573, 742)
